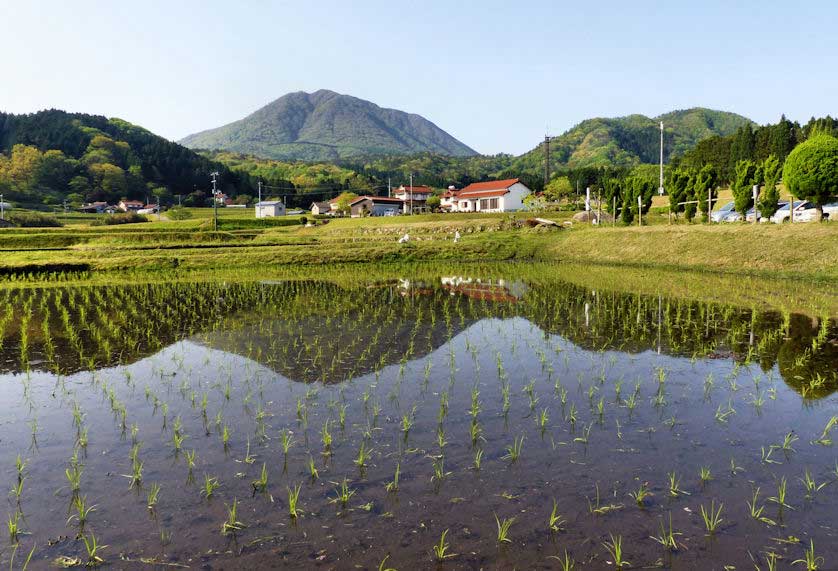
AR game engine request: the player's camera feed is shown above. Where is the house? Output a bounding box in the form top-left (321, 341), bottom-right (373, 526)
top-left (349, 195), bottom-right (404, 217)
top-left (118, 200), bottom-right (144, 212)
top-left (452, 178), bottom-right (531, 213)
top-left (393, 185), bottom-right (433, 214)
top-left (440, 186), bottom-right (460, 210)
top-left (79, 201), bottom-right (110, 214)
top-left (310, 201), bottom-right (332, 215)
top-left (138, 204), bottom-right (159, 215)
top-left (255, 200), bottom-right (286, 218)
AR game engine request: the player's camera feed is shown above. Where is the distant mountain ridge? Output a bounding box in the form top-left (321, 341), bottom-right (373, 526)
top-left (180, 90), bottom-right (478, 161)
top-left (506, 108), bottom-right (756, 173)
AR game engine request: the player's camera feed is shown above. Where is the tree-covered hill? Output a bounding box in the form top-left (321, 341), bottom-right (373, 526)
top-left (0, 109), bottom-right (248, 207)
top-left (179, 90), bottom-right (478, 161)
top-left (505, 108), bottom-right (755, 177)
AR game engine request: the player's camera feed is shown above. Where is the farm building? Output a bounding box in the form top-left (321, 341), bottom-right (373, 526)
top-left (310, 201), bottom-right (332, 215)
top-left (118, 200), bottom-right (144, 212)
top-left (349, 196), bottom-right (404, 217)
top-left (452, 178), bottom-right (531, 213)
top-left (255, 200), bottom-right (286, 218)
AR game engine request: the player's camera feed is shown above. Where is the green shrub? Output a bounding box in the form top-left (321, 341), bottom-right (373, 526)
top-left (92, 212), bottom-right (149, 226)
top-left (166, 207), bottom-right (193, 220)
top-left (6, 211), bottom-right (64, 227)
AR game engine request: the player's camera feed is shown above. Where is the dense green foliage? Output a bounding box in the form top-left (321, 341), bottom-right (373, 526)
top-left (91, 212), bottom-right (149, 226)
top-left (731, 160), bottom-right (762, 215)
top-left (678, 115), bottom-right (837, 183)
top-left (0, 109), bottom-right (248, 207)
top-left (783, 134), bottom-right (838, 216)
top-left (180, 90), bottom-right (477, 161)
top-left (4, 211), bottom-right (63, 227)
top-left (759, 156), bottom-right (782, 218)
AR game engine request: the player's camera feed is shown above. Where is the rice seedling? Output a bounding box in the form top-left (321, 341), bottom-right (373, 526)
top-left (494, 513), bottom-right (515, 544)
top-left (67, 495), bottom-right (96, 529)
top-left (431, 456), bottom-right (451, 483)
top-left (279, 428), bottom-right (294, 456)
top-left (287, 483), bottom-right (302, 519)
top-left (699, 500), bottom-right (724, 534)
top-left (330, 478), bottom-right (356, 509)
top-left (548, 550), bottom-right (576, 571)
top-left (800, 468), bottom-right (828, 499)
top-left (473, 448), bottom-right (484, 471)
top-left (629, 482), bottom-right (652, 507)
top-left (307, 456), bottom-right (319, 480)
top-left (81, 532), bottom-right (107, 566)
top-left (792, 539), bottom-right (824, 570)
top-left (699, 466), bottom-right (713, 485)
top-left (588, 483), bottom-right (623, 515)
top-left (8, 542), bottom-right (36, 571)
top-left (436, 426), bottom-right (448, 449)
top-left (747, 487), bottom-right (776, 526)
top-left (66, 464), bottom-right (83, 494)
top-left (321, 420), bottom-right (333, 454)
top-left (252, 463), bottom-right (268, 493)
top-left (200, 474), bottom-right (220, 499)
top-left (221, 498), bottom-right (245, 536)
top-left (573, 423), bottom-right (592, 445)
top-left (184, 449), bottom-right (197, 472)
top-left (502, 435), bottom-right (524, 463)
top-left (780, 431), bottom-right (799, 452)
top-left (146, 483), bottom-right (161, 510)
top-left (650, 512), bottom-right (681, 551)
top-left (603, 534), bottom-right (630, 569)
top-left (378, 554), bottom-right (397, 571)
top-left (814, 416), bottom-right (838, 445)
top-left (432, 529), bottom-right (455, 562)
top-left (667, 471), bottom-right (689, 498)
top-left (385, 462), bottom-right (400, 493)
top-left (767, 477), bottom-right (794, 510)
top-left (548, 499), bottom-right (565, 532)
top-left (8, 511), bottom-right (23, 543)
top-left (354, 441), bottom-right (372, 469)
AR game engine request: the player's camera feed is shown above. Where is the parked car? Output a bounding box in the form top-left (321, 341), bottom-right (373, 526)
top-left (770, 201), bottom-right (818, 223)
top-left (710, 201), bottom-right (735, 222)
top-left (823, 201), bottom-right (838, 220)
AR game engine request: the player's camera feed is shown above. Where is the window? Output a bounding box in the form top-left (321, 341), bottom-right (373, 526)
top-left (480, 198), bottom-right (499, 210)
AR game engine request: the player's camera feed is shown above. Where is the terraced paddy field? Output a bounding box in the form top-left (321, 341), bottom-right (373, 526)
top-left (0, 265), bottom-right (837, 570)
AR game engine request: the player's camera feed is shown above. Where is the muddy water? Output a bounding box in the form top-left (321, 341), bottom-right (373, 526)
top-left (0, 277), bottom-right (837, 570)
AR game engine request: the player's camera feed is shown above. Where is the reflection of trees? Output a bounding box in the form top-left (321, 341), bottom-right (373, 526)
top-left (0, 279), bottom-right (835, 397)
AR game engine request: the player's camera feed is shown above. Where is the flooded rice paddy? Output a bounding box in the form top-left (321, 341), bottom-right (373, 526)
top-left (1, 274), bottom-right (837, 570)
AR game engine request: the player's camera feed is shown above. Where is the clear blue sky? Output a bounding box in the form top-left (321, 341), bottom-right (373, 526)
top-left (1, 0), bottom-right (836, 155)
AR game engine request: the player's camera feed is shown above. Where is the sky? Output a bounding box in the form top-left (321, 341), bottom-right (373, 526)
top-left (1, 0), bottom-right (836, 155)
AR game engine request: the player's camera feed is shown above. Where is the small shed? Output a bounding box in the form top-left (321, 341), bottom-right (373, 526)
top-left (311, 201), bottom-right (332, 215)
top-left (255, 200), bottom-right (286, 218)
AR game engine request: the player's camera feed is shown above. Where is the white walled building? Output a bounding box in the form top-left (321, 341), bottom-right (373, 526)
top-left (255, 200), bottom-right (286, 218)
top-left (452, 178), bottom-right (531, 213)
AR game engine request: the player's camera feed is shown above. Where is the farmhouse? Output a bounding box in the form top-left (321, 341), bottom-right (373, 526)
top-left (118, 199), bottom-right (144, 212)
top-left (79, 201), bottom-right (111, 214)
top-left (349, 195), bottom-right (404, 217)
top-left (452, 178), bottom-right (531, 212)
top-left (393, 184), bottom-right (433, 214)
top-left (255, 200), bottom-right (286, 218)
top-left (310, 201), bottom-right (332, 215)
top-left (440, 186), bottom-right (460, 210)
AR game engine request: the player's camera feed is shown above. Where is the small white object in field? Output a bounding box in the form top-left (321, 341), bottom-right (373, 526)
top-left (398, 233), bottom-right (410, 243)
top-left (453, 230), bottom-right (461, 243)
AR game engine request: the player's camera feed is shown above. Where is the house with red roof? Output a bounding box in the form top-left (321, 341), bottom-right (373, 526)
top-left (452, 178), bottom-right (531, 213)
top-left (392, 184), bottom-right (433, 214)
top-left (440, 186), bottom-right (460, 210)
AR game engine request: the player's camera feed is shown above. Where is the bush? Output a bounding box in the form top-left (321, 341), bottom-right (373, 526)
top-left (166, 207), bottom-right (193, 220)
top-left (299, 216), bottom-right (308, 225)
top-left (92, 212), bottom-right (149, 226)
top-left (6, 211), bottom-right (63, 227)
top-left (783, 134), bottom-right (838, 217)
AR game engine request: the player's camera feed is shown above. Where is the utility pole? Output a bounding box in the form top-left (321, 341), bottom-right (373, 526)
top-left (388, 177), bottom-right (391, 198)
top-left (543, 134), bottom-right (551, 186)
top-left (258, 180), bottom-right (262, 204)
top-left (658, 121), bottom-right (665, 196)
top-left (0, 194), bottom-right (4, 220)
top-left (409, 173), bottom-right (413, 215)
top-left (211, 171), bottom-right (219, 231)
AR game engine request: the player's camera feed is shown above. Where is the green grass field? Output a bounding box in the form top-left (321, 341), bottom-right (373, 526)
top-left (2, 207), bottom-right (837, 286)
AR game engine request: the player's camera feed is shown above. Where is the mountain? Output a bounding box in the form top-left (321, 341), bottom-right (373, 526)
top-left (507, 108), bottom-right (756, 174)
top-left (179, 89), bottom-right (478, 161)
